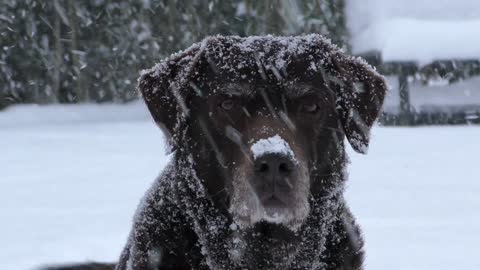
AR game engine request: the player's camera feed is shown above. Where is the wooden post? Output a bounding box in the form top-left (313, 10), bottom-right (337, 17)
top-left (398, 68), bottom-right (412, 125)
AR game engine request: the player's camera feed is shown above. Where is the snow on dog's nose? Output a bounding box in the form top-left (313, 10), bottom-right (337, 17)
top-left (229, 134), bottom-right (310, 230)
top-left (250, 135), bottom-right (298, 200)
top-left (249, 135), bottom-right (300, 223)
top-left (250, 135), bottom-right (297, 163)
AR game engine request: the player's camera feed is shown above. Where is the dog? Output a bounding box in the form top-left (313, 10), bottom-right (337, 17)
top-left (43, 34), bottom-right (386, 270)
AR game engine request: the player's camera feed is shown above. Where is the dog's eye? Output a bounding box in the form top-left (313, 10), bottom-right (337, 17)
top-left (301, 103), bottom-right (318, 113)
top-left (220, 99), bottom-right (235, 111)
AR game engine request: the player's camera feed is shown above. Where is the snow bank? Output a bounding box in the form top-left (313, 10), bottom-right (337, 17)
top-left (0, 114), bottom-right (168, 270)
top-left (0, 101), bottom-right (150, 129)
top-left (1, 105), bottom-right (480, 270)
top-left (346, 0), bottom-right (480, 31)
top-left (353, 18), bottom-right (480, 63)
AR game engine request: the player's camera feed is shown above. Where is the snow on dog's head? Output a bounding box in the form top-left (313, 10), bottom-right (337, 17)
top-left (137, 34), bottom-right (387, 232)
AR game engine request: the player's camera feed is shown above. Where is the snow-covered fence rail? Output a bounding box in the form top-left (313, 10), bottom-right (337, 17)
top-left (360, 51), bottom-right (480, 125)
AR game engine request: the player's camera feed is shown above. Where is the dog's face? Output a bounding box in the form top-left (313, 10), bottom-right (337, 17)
top-left (139, 35), bottom-right (386, 231)
top-left (189, 72), bottom-right (343, 230)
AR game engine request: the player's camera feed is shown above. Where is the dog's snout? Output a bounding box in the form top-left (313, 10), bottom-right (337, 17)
top-left (254, 153), bottom-right (295, 190)
top-left (255, 155), bottom-right (293, 175)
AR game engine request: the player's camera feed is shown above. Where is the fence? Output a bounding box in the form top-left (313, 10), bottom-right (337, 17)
top-left (361, 52), bottom-right (480, 125)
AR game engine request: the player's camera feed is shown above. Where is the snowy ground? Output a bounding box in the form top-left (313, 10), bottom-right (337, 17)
top-left (1, 104), bottom-right (479, 270)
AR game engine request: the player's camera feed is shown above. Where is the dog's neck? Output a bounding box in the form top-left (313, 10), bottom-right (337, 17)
top-left (227, 197), bottom-right (345, 269)
top-left (171, 151), bottom-right (353, 269)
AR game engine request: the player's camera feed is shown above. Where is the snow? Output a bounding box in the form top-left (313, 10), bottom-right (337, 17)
top-left (353, 18), bottom-right (480, 63)
top-left (0, 103), bottom-right (166, 270)
top-left (347, 127), bottom-right (480, 270)
top-left (0, 101), bottom-right (150, 129)
top-left (142, 34), bottom-right (349, 89)
top-left (1, 104), bottom-right (480, 270)
top-left (346, 0), bottom-right (480, 63)
top-left (250, 135), bottom-right (296, 161)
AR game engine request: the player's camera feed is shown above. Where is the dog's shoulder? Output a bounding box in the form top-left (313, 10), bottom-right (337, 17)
top-left (116, 161), bottom-right (202, 270)
top-left (323, 204), bottom-right (365, 270)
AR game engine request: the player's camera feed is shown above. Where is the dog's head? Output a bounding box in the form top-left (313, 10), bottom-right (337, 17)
top-left (139, 35), bottom-right (386, 231)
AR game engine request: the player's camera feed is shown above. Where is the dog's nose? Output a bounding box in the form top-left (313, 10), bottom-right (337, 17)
top-left (254, 153), bottom-right (294, 191)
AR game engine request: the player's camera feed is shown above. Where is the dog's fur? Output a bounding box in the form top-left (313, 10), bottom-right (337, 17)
top-left (42, 35), bottom-right (386, 270)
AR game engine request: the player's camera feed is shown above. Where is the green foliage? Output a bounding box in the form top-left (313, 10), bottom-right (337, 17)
top-left (0, 0), bottom-right (348, 105)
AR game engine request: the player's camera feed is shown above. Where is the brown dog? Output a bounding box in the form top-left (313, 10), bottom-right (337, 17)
top-left (43, 34), bottom-right (386, 270)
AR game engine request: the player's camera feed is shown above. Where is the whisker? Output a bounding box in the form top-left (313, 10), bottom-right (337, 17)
top-left (284, 177), bottom-right (293, 189)
top-left (211, 187), bottom-right (227, 198)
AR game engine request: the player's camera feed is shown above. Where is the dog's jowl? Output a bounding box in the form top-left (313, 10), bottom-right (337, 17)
top-left (112, 35), bottom-right (387, 270)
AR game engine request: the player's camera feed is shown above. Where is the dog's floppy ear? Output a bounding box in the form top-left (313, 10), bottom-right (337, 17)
top-left (138, 65), bottom-right (178, 153)
top-left (328, 54), bottom-right (387, 154)
top-left (137, 45), bottom-right (203, 153)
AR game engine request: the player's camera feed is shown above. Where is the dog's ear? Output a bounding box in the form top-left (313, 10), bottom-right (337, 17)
top-left (138, 66), bottom-right (178, 153)
top-left (328, 54), bottom-right (387, 154)
top-left (137, 45), bottom-right (203, 153)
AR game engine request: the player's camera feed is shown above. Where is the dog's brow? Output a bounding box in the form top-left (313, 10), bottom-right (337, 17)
top-left (284, 84), bottom-right (316, 98)
top-left (218, 83), bottom-right (252, 97)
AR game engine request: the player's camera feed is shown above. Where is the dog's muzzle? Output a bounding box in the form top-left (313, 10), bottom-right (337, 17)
top-left (251, 153), bottom-right (295, 205)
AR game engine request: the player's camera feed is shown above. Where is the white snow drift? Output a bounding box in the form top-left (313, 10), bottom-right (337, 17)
top-left (0, 104), bottom-right (479, 270)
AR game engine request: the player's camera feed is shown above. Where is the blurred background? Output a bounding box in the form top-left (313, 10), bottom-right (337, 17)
top-left (1, 1), bottom-right (479, 270)
top-left (2, 0), bottom-right (479, 124)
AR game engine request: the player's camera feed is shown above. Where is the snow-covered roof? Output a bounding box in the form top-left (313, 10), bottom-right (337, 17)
top-left (352, 19), bottom-right (480, 64)
top-left (346, 0), bottom-right (480, 63)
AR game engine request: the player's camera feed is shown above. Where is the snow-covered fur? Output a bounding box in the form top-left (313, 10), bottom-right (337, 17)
top-left (115, 34), bottom-right (387, 270)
